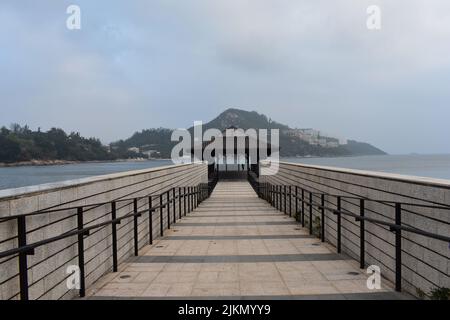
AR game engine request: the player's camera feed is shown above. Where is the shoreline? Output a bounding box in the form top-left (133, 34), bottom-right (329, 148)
top-left (0, 158), bottom-right (171, 168)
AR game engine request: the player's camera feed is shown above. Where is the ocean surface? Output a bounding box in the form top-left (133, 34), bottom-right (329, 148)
top-left (1, 154), bottom-right (450, 191)
top-left (282, 154), bottom-right (450, 180)
top-left (0, 160), bottom-right (172, 191)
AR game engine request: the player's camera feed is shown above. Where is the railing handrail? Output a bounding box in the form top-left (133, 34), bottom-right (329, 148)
top-left (0, 185), bottom-right (211, 221)
top-left (0, 181), bottom-right (215, 301)
top-left (258, 185), bottom-right (450, 211)
top-left (0, 201), bottom-right (167, 260)
top-left (249, 176), bottom-right (450, 294)
top-left (256, 182), bottom-right (450, 242)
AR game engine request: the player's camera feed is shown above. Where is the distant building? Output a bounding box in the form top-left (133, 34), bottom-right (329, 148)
top-left (283, 128), bottom-right (341, 148)
top-left (127, 147), bottom-right (140, 154)
top-left (327, 141), bottom-right (339, 148)
top-left (141, 150), bottom-right (160, 158)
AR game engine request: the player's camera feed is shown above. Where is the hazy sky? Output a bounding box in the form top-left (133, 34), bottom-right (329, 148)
top-left (1, 0), bottom-right (450, 154)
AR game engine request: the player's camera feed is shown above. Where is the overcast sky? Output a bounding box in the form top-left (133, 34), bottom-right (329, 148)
top-left (1, 0), bottom-right (450, 154)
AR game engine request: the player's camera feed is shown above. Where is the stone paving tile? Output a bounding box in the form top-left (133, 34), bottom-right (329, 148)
top-left (133, 272), bottom-right (160, 283)
top-left (286, 281), bottom-right (341, 295)
top-left (87, 181), bottom-right (406, 300)
top-left (141, 283), bottom-right (171, 297)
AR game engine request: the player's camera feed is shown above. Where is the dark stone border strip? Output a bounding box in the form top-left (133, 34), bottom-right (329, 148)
top-left (194, 209), bottom-right (275, 211)
top-left (130, 253), bottom-right (349, 263)
top-left (88, 291), bottom-right (411, 300)
top-left (193, 209), bottom-right (277, 212)
top-left (189, 214), bottom-right (285, 217)
top-left (174, 222), bottom-right (298, 226)
top-left (161, 235), bottom-right (314, 240)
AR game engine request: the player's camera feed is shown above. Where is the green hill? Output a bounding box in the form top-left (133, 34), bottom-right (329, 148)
top-left (117, 108), bottom-right (386, 158)
top-left (0, 109), bottom-right (385, 163)
top-left (0, 125), bottom-right (116, 163)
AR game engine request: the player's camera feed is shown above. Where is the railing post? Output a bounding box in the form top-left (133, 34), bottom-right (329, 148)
top-left (274, 186), bottom-right (276, 209)
top-left (395, 203), bottom-right (402, 292)
top-left (309, 192), bottom-right (313, 235)
top-left (359, 199), bottom-right (365, 269)
top-left (274, 185), bottom-right (276, 207)
top-left (188, 187), bottom-right (191, 212)
top-left (277, 186), bottom-right (280, 211)
top-left (284, 185), bottom-right (287, 214)
top-left (133, 198), bottom-right (139, 256)
top-left (184, 187), bottom-right (187, 216)
top-left (77, 207), bottom-right (86, 297)
top-left (17, 216), bottom-right (29, 300)
top-left (111, 201), bottom-right (118, 272)
top-left (179, 187), bottom-right (182, 219)
top-left (301, 189), bottom-right (305, 227)
top-left (274, 186), bottom-right (277, 209)
top-left (271, 184), bottom-right (274, 205)
top-left (289, 186), bottom-right (292, 217)
top-left (159, 194), bottom-right (164, 236)
top-left (277, 186), bottom-right (280, 210)
top-left (148, 197), bottom-right (153, 245)
top-left (194, 186), bottom-right (197, 209)
top-left (192, 186), bottom-right (195, 209)
top-left (321, 194), bottom-right (325, 242)
top-left (188, 187), bottom-right (192, 212)
top-left (166, 190), bottom-right (171, 229)
top-left (195, 186), bottom-right (198, 208)
top-left (295, 186), bottom-right (298, 221)
top-left (173, 188), bottom-right (176, 223)
top-left (337, 196), bottom-right (341, 253)
top-left (193, 186), bottom-right (195, 209)
top-left (194, 186), bottom-right (197, 208)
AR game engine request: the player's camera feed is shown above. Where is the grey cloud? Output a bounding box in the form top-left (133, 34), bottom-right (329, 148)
top-left (1, 0), bottom-right (450, 154)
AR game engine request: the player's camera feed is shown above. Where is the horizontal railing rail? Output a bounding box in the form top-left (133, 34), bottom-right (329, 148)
top-left (0, 180), bottom-right (218, 300)
top-left (247, 173), bottom-right (450, 294)
top-left (0, 189), bottom-right (202, 222)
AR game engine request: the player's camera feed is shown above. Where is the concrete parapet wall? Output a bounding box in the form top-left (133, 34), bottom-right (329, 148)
top-left (260, 161), bottom-right (450, 297)
top-left (0, 162), bottom-right (208, 300)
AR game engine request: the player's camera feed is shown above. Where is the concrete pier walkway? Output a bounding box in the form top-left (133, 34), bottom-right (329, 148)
top-left (87, 181), bottom-right (406, 299)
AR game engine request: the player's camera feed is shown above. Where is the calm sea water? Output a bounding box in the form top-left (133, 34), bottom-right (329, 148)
top-left (283, 154), bottom-right (450, 180)
top-left (0, 160), bottom-right (172, 190)
top-left (1, 155), bottom-right (450, 191)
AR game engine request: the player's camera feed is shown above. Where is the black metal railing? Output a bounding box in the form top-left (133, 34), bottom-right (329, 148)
top-left (0, 182), bottom-right (212, 300)
top-left (248, 175), bottom-right (450, 294)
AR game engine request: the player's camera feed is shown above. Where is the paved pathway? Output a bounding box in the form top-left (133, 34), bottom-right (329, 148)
top-left (87, 181), bottom-right (407, 299)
